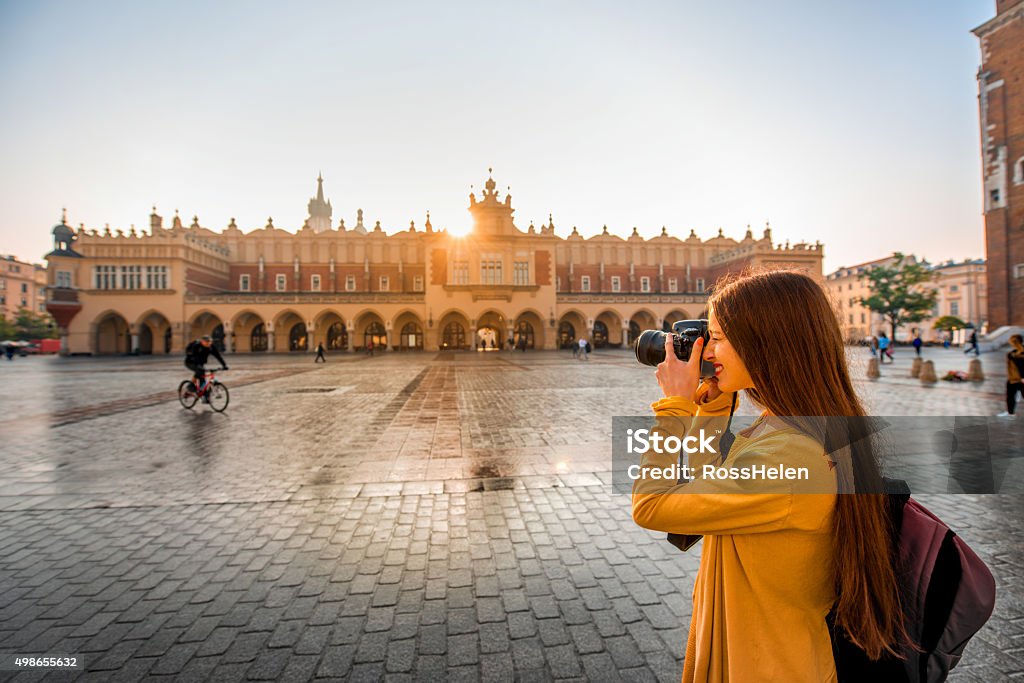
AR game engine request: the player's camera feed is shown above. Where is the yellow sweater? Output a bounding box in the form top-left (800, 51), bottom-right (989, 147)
top-left (632, 388), bottom-right (838, 682)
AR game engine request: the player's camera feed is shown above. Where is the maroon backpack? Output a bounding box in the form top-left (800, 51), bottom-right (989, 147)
top-left (830, 483), bottom-right (997, 681)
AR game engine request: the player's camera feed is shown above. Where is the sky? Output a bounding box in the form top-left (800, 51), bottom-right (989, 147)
top-left (0, 0), bottom-right (995, 273)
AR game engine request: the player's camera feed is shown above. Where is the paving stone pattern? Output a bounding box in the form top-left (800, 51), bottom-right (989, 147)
top-left (0, 346), bottom-right (1020, 681)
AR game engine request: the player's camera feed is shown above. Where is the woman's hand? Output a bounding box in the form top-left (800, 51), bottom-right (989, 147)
top-left (655, 334), bottom-right (704, 400)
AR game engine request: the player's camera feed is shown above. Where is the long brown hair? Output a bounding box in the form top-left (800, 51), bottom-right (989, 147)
top-left (710, 268), bottom-right (909, 660)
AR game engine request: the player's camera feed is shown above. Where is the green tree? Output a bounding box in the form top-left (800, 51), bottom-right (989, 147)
top-left (858, 253), bottom-right (938, 341)
top-left (932, 315), bottom-right (966, 332)
top-left (13, 308), bottom-right (58, 340)
top-left (0, 315), bottom-right (16, 340)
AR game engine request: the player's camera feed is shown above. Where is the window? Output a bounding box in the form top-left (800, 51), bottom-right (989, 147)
top-left (848, 297), bottom-right (855, 307)
top-left (668, 277), bottom-right (677, 293)
top-left (413, 276), bottom-right (423, 292)
top-left (452, 261), bottom-right (469, 285)
top-left (276, 274), bottom-right (286, 291)
top-left (38, 302), bottom-right (45, 312)
top-left (94, 265), bottom-right (117, 289)
top-left (513, 261), bottom-right (529, 286)
top-left (849, 314), bottom-right (853, 325)
top-left (239, 274), bottom-right (250, 292)
top-left (860, 312), bottom-right (865, 324)
top-left (345, 275), bottom-right (356, 291)
top-left (0, 295), bottom-right (4, 305)
top-left (480, 256), bottom-right (502, 285)
top-left (0, 278), bottom-right (4, 289)
top-left (379, 276), bottom-right (389, 291)
top-left (119, 266), bottom-right (142, 290)
top-left (991, 189), bottom-right (1000, 205)
top-left (1015, 264), bottom-right (1024, 279)
top-left (56, 271), bottom-right (72, 288)
top-left (696, 278), bottom-right (705, 293)
top-left (145, 266), bottom-right (168, 289)
top-left (1014, 156), bottom-right (1024, 185)
top-left (581, 275), bottom-right (591, 292)
top-left (950, 284), bottom-right (959, 293)
top-left (950, 301), bottom-right (959, 316)
top-left (311, 274), bottom-right (321, 292)
top-left (21, 283), bottom-right (28, 293)
top-left (640, 276), bottom-right (651, 293)
top-left (611, 276), bottom-right (621, 292)
top-left (20, 298), bottom-right (26, 307)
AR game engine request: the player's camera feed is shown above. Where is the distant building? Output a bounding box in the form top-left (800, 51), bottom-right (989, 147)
top-left (826, 255), bottom-right (987, 343)
top-left (0, 253), bottom-right (47, 320)
top-left (44, 172), bottom-right (823, 355)
top-left (973, 1), bottom-right (1024, 327)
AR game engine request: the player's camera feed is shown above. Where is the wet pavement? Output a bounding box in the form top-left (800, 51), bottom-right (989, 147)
top-left (0, 346), bottom-right (1020, 681)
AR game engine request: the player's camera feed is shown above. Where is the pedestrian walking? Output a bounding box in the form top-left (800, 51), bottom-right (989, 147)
top-left (3, 344), bottom-right (13, 361)
top-left (878, 333), bottom-right (893, 363)
top-left (912, 333), bottom-right (923, 358)
top-left (964, 330), bottom-right (980, 357)
top-left (997, 334), bottom-right (1024, 417)
top-left (633, 270), bottom-right (909, 682)
top-left (571, 339), bottom-right (579, 359)
top-left (507, 335), bottom-right (514, 352)
top-left (314, 342), bottom-right (326, 363)
top-left (367, 339), bottom-right (374, 357)
top-left (577, 336), bottom-right (588, 361)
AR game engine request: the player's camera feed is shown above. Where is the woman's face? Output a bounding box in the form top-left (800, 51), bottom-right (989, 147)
top-left (705, 308), bottom-right (754, 393)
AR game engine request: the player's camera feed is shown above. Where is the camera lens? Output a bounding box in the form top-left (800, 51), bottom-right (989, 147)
top-left (634, 330), bottom-right (668, 367)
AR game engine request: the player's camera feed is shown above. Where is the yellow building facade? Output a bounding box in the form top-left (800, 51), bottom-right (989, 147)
top-left (45, 173), bottom-right (823, 355)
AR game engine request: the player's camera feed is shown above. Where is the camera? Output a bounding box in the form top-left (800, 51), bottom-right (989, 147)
top-left (634, 319), bottom-right (716, 378)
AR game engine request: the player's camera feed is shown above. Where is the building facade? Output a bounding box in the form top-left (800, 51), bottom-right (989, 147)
top-left (973, 0), bottom-right (1024, 328)
top-left (826, 255), bottom-right (987, 343)
top-left (44, 173), bottom-right (823, 355)
top-left (0, 254), bottom-right (47, 320)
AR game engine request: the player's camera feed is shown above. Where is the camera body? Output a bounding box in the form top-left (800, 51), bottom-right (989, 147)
top-left (634, 319), bottom-right (716, 378)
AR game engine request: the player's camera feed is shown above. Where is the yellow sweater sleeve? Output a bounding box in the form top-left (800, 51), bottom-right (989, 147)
top-left (632, 424), bottom-right (831, 536)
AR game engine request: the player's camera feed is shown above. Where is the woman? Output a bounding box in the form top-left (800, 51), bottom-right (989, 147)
top-left (632, 270), bottom-right (907, 682)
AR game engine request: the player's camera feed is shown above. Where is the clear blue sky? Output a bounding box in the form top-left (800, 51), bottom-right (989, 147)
top-left (0, 0), bottom-right (994, 272)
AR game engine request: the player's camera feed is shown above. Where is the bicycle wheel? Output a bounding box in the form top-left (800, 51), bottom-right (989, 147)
top-left (208, 381), bottom-right (229, 412)
top-left (178, 380), bottom-right (198, 409)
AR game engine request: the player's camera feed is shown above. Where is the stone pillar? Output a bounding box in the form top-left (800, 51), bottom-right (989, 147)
top-left (470, 328), bottom-right (477, 350)
top-left (910, 357), bottom-right (922, 378)
top-left (506, 326), bottom-right (514, 351)
top-left (967, 359), bottom-right (984, 382)
top-left (307, 322), bottom-right (315, 352)
top-left (346, 321), bottom-right (354, 352)
top-left (622, 325), bottom-right (631, 349)
top-left (59, 328), bottom-right (69, 356)
top-left (919, 360), bottom-right (937, 384)
top-left (267, 324), bottom-right (276, 352)
top-left (866, 357), bottom-right (880, 379)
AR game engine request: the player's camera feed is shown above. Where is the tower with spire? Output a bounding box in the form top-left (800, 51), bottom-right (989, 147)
top-left (467, 168), bottom-right (519, 235)
top-left (307, 173), bottom-right (333, 233)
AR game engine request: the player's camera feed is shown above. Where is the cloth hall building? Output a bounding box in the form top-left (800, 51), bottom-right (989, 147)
top-left (44, 173), bottom-right (823, 355)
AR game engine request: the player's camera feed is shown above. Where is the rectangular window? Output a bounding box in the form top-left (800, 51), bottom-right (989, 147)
top-left (239, 274), bottom-right (250, 292)
top-left (696, 278), bottom-right (705, 293)
top-left (640, 276), bottom-right (651, 293)
top-left (21, 283), bottom-right (28, 293)
top-left (413, 275), bottom-right (423, 291)
top-left (480, 256), bottom-right (502, 285)
top-left (452, 261), bottom-right (469, 285)
top-left (950, 301), bottom-right (959, 316)
top-left (513, 261), bottom-right (529, 286)
top-left (276, 274), bottom-right (286, 291)
top-left (379, 275), bottom-right (389, 291)
top-left (860, 312), bottom-right (865, 323)
top-left (311, 274), bottom-right (321, 292)
top-left (611, 276), bottom-right (621, 292)
top-left (581, 275), bottom-right (591, 292)
top-left (0, 278), bottom-right (5, 290)
top-left (345, 275), bottom-right (356, 291)
top-left (668, 277), bottom-right (677, 293)
top-left (38, 302), bottom-right (45, 312)
top-left (849, 314), bottom-right (854, 325)
top-left (94, 265), bottom-right (117, 289)
top-left (56, 271), bottom-right (72, 288)
top-left (1015, 264), bottom-right (1024, 279)
top-left (950, 284), bottom-right (959, 293)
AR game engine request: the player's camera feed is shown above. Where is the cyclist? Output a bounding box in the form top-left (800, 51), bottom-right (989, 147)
top-left (185, 335), bottom-right (228, 401)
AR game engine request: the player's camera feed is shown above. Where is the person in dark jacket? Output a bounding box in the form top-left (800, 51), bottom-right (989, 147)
top-left (315, 342), bottom-right (326, 363)
top-left (185, 336), bottom-right (227, 397)
top-left (998, 334), bottom-right (1024, 417)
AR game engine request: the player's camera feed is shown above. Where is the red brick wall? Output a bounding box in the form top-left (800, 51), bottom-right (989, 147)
top-left (431, 249), bottom-right (447, 285)
top-left (978, 7), bottom-right (1024, 326)
top-left (535, 251), bottom-right (551, 286)
top-left (185, 268), bottom-right (230, 295)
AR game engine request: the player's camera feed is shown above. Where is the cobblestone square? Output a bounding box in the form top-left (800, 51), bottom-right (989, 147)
top-left (0, 346), bottom-right (1021, 681)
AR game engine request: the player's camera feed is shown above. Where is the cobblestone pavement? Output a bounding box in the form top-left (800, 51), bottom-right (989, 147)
top-left (0, 346), bottom-right (1020, 681)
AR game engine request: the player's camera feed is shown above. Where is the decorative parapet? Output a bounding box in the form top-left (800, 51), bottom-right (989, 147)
top-left (556, 294), bottom-right (708, 305)
top-left (185, 292), bottom-right (426, 305)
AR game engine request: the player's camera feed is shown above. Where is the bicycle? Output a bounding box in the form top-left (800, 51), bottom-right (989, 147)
top-left (178, 369), bottom-right (230, 412)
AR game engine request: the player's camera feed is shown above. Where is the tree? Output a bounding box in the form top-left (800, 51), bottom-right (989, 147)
top-left (858, 253), bottom-right (938, 342)
top-left (12, 308), bottom-right (58, 340)
top-left (0, 315), bottom-right (16, 340)
top-left (932, 315), bottom-right (967, 332)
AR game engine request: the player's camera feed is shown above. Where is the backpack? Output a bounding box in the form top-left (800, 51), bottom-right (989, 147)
top-left (830, 480), bottom-right (996, 682)
top-left (585, 341), bottom-right (592, 353)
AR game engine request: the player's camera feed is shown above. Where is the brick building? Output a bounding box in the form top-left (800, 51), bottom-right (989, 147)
top-left (44, 173), bottom-right (823, 355)
top-left (973, 0), bottom-right (1024, 328)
